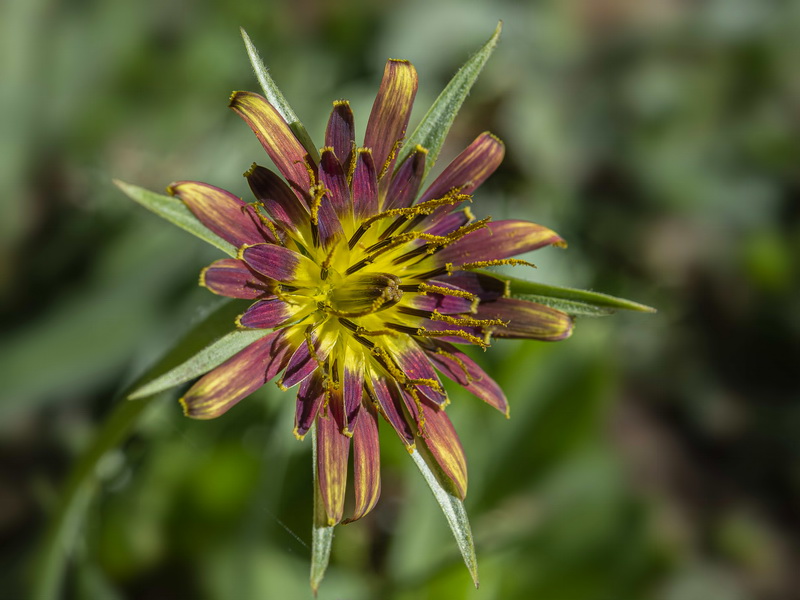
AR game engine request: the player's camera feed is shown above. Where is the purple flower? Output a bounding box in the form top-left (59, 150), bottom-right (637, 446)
top-left (169, 59), bottom-right (572, 525)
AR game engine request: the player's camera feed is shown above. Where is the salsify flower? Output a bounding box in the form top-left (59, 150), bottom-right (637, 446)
top-left (167, 59), bottom-right (572, 526)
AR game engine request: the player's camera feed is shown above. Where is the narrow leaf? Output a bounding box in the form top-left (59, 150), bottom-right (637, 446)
top-left (410, 448), bottom-right (479, 587)
top-left (488, 271), bottom-right (657, 317)
top-left (114, 179), bottom-right (236, 257)
top-left (33, 298), bottom-right (251, 599)
top-left (240, 27), bottom-right (320, 163)
top-left (399, 21), bottom-right (502, 179)
top-left (128, 328), bottom-right (272, 400)
top-left (310, 424), bottom-right (335, 595)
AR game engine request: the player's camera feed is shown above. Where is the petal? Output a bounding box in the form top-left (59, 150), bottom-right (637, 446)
top-left (418, 132), bottom-right (505, 203)
top-left (237, 297), bottom-right (297, 329)
top-left (279, 330), bottom-right (336, 389)
top-left (434, 271), bottom-right (507, 302)
top-left (324, 100), bottom-right (355, 167)
top-left (316, 411), bottom-right (350, 525)
top-left (434, 220), bottom-right (566, 266)
top-left (364, 60), bottom-right (418, 181)
top-left (200, 258), bottom-right (272, 299)
top-left (352, 148), bottom-right (378, 219)
top-left (389, 340), bottom-right (447, 406)
top-left (240, 243), bottom-right (316, 284)
top-left (383, 145), bottom-right (427, 211)
top-left (180, 331), bottom-right (286, 419)
top-left (366, 372), bottom-right (414, 446)
top-left (418, 404), bottom-right (468, 500)
top-left (425, 341), bottom-right (508, 416)
top-left (423, 209), bottom-right (473, 237)
top-left (318, 149), bottom-right (350, 217)
top-left (407, 285), bottom-right (475, 315)
top-left (294, 370), bottom-right (325, 439)
top-left (169, 181), bottom-right (273, 247)
top-left (425, 319), bottom-right (485, 346)
top-left (229, 91), bottom-right (311, 199)
top-left (477, 298), bottom-right (573, 341)
top-left (246, 164), bottom-right (309, 234)
top-left (342, 346), bottom-right (365, 434)
top-left (346, 402), bottom-right (381, 523)
top-left (314, 198), bottom-right (344, 249)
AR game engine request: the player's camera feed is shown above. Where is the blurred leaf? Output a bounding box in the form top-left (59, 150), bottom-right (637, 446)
top-left (489, 272), bottom-right (657, 317)
top-left (113, 180), bottom-right (237, 257)
top-left (32, 299), bottom-right (253, 600)
top-left (240, 28), bottom-right (320, 163)
top-left (310, 425), bottom-right (334, 594)
top-left (128, 327), bottom-right (269, 400)
top-left (399, 21), bottom-right (502, 179)
top-left (410, 449), bottom-right (478, 588)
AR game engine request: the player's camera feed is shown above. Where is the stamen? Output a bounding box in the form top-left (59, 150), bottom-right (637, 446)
top-left (378, 138), bottom-right (403, 181)
top-left (338, 317), bottom-right (399, 340)
top-left (417, 282), bottom-right (478, 303)
top-left (417, 328), bottom-right (489, 348)
top-left (347, 194), bottom-right (470, 250)
top-left (430, 310), bottom-right (508, 328)
top-left (345, 140), bottom-right (358, 186)
top-left (399, 188), bottom-right (470, 233)
top-left (433, 347), bottom-right (474, 384)
top-left (247, 203), bottom-right (285, 245)
top-left (458, 258), bottom-right (537, 270)
top-left (390, 218), bottom-right (490, 266)
top-left (319, 246), bottom-right (336, 281)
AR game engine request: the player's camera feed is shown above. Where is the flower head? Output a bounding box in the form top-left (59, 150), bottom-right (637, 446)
top-left (168, 59), bottom-right (572, 525)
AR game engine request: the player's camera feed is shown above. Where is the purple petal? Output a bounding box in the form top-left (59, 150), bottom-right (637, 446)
top-left (169, 181), bottom-right (274, 248)
top-left (294, 370), bottom-right (325, 438)
top-left (364, 60), bottom-right (418, 182)
top-left (342, 348), bottom-right (365, 434)
top-left (391, 342), bottom-right (447, 406)
top-left (418, 404), bottom-right (468, 500)
top-left (352, 149), bottom-right (378, 219)
top-left (180, 331), bottom-right (286, 419)
top-left (200, 258), bottom-right (272, 299)
top-left (383, 146), bottom-right (426, 211)
top-left (229, 92), bottom-right (312, 201)
top-left (318, 149), bottom-right (350, 217)
top-left (246, 164), bottom-right (309, 234)
top-left (237, 297), bottom-right (296, 329)
top-left (367, 373), bottom-right (414, 446)
top-left (423, 209), bottom-right (473, 237)
top-left (316, 411), bottom-right (350, 525)
top-left (408, 285), bottom-right (475, 315)
top-left (324, 100), bottom-right (355, 167)
top-left (279, 331), bottom-right (336, 389)
top-left (418, 132), bottom-right (504, 203)
top-left (425, 341), bottom-right (508, 416)
top-left (434, 272), bottom-right (507, 302)
top-left (434, 220), bottom-right (566, 266)
top-left (346, 402), bottom-right (381, 523)
top-left (240, 243), bottom-right (313, 284)
top-left (477, 298), bottom-right (573, 341)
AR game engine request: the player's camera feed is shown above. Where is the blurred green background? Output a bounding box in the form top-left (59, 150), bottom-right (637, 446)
top-left (2, 0), bottom-right (799, 598)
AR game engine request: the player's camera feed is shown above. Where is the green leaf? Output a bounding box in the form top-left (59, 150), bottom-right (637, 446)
top-left (488, 272), bottom-right (657, 317)
top-left (240, 27), bottom-right (320, 163)
top-left (128, 328), bottom-right (269, 400)
top-left (410, 449), bottom-right (479, 588)
top-left (114, 179), bottom-right (236, 257)
top-left (32, 299), bottom-right (249, 600)
top-left (310, 425), bottom-right (334, 595)
top-left (399, 21), bottom-right (502, 179)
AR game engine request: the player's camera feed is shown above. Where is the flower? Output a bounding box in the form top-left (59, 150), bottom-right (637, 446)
top-left (168, 59), bottom-right (573, 525)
